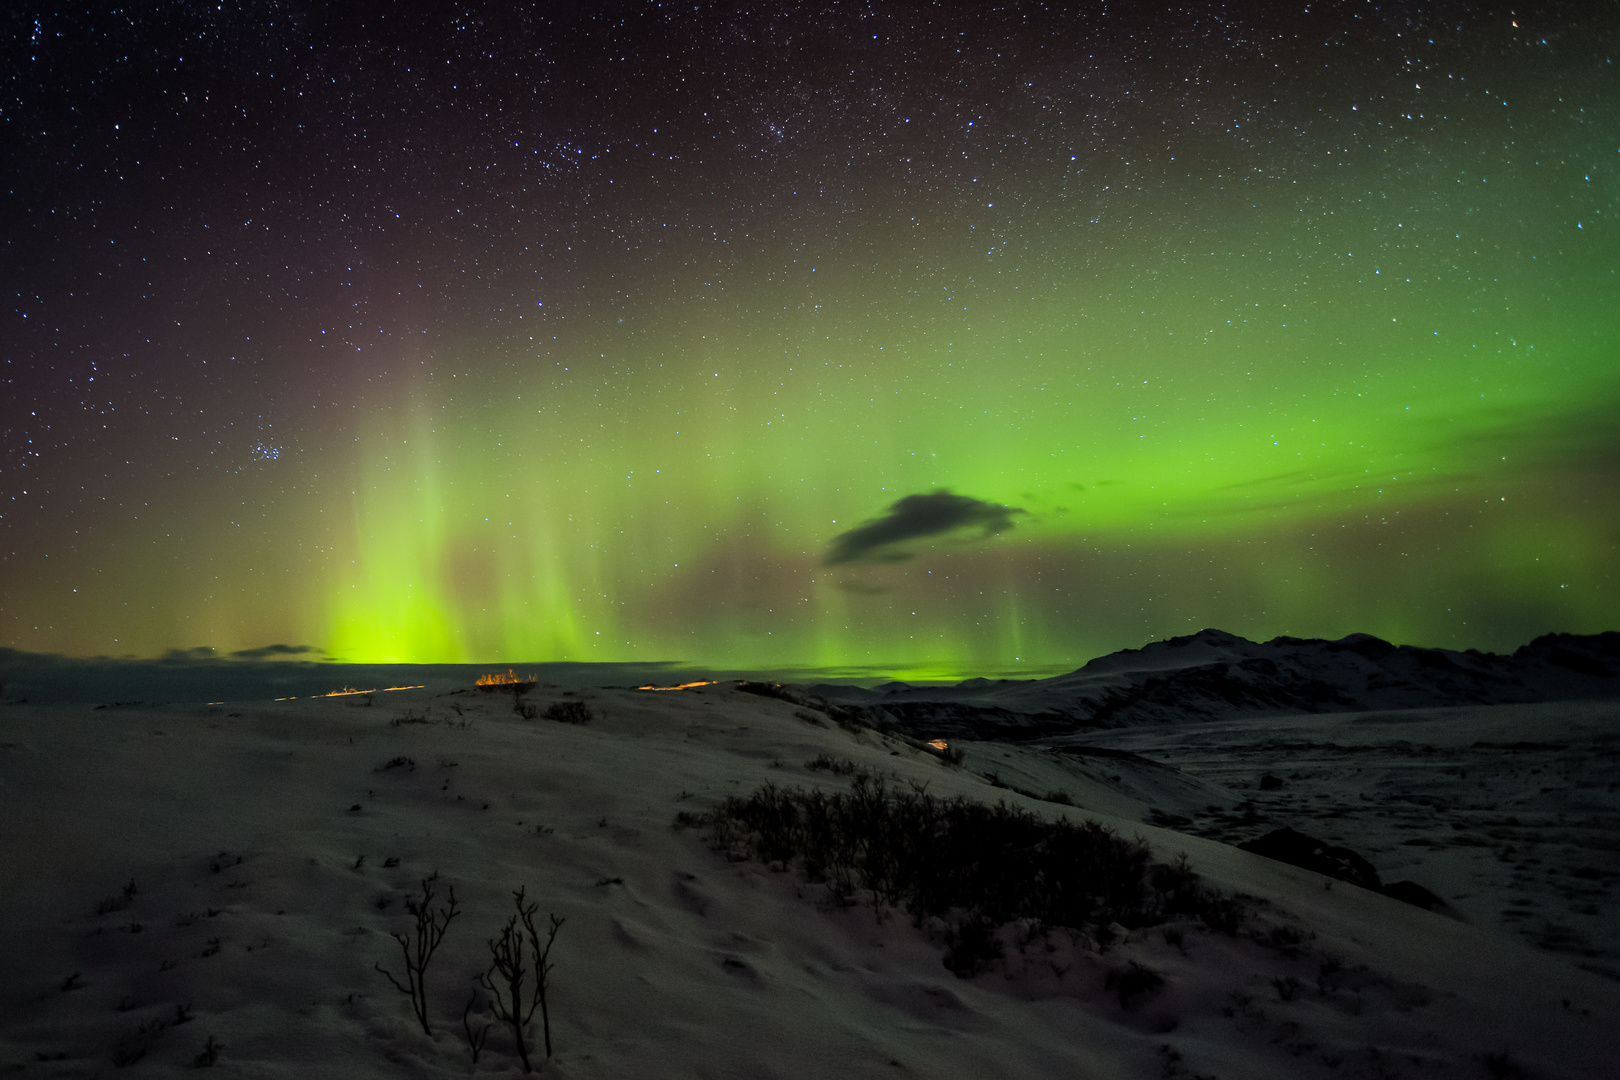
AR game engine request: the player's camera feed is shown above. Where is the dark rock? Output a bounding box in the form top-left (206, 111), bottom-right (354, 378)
top-left (1239, 830), bottom-right (1456, 917)
top-left (1238, 827), bottom-right (1383, 892)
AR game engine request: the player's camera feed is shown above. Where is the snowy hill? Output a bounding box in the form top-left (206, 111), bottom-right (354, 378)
top-left (808, 629), bottom-right (1620, 740)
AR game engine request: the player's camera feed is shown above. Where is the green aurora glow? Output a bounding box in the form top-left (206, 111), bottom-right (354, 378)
top-left (323, 159), bottom-right (1619, 671)
top-left (5, 7), bottom-right (1617, 675)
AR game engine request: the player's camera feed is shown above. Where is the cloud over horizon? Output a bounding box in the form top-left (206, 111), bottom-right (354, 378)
top-left (229, 644), bottom-right (325, 661)
top-left (824, 490), bottom-right (1025, 566)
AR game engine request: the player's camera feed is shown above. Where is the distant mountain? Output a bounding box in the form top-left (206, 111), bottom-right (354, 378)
top-left (806, 629), bottom-right (1620, 741)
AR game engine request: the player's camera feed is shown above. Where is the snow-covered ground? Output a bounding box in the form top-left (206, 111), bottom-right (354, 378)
top-left (1, 681), bottom-right (1615, 1078)
top-left (1076, 700), bottom-right (1620, 979)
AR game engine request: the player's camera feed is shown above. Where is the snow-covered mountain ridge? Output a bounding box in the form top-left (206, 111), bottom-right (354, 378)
top-left (808, 630), bottom-right (1620, 740)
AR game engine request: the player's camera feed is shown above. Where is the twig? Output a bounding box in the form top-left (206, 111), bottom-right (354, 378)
top-left (462, 988), bottom-right (491, 1064)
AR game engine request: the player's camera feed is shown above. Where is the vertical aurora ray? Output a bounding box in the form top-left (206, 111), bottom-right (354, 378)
top-left (322, 163), bottom-right (1620, 668)
top-left (6, 5), bottom-right (1616, 670)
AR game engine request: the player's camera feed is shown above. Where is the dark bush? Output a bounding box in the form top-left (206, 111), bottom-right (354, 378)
top-left (710, 774), bottom-right (1239, 946)
top-left (1149, 854), bottom-right (1244, 931)
top-left (943, 916), bottom-right (1004, 976)
top-left (823, 704), bottom-right (870, 734)
top-left (673, 810), bottom-right (708, 830)
top-left (805, 753), bottom-right (859, 775)
top-left (543, 700), bottom-right (593, 724)
top-left (1105, 960), bottom-right (1165, 1008)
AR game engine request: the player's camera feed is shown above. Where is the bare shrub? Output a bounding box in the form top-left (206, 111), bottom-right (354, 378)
top-left (462, 990), bottom-right (491, 1064)
top-left (478, 888), bottom-right (564, 1072)
top-left (805, 753), bottom-right (858, 775)
top-left (96, 879), bottom-right (139, 916)
top-left (376, 879), bottom-right (461, 1036)
top-left (193, 1035), bottom-right (223, 1067)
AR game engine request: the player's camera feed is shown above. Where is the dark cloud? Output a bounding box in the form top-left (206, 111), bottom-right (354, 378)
top-left (160, 646), bottom-right (218, 663)
top-left (229, 644), bottom-right (323, 661)
top-left (825, 490), bottom-right (1025, 566)
top-left (157, 644), bottom-right (323, 664)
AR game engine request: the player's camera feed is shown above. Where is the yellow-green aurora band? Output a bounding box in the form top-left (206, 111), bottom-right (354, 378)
top-left (324, 150), bottom-right (1618, 672)
top-left (8, 9), bottom-right (1616, 674)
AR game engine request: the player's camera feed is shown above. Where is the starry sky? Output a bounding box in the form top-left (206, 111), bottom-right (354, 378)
top-left (4, 2), bottom-right (1617, 677)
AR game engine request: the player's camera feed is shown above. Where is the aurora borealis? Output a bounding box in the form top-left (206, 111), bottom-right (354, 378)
top-left (4, 3), bottom-right (1617, 677)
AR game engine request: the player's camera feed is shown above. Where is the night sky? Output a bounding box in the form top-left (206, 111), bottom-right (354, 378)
top-left (4, 3), bottom-right (1617, 677)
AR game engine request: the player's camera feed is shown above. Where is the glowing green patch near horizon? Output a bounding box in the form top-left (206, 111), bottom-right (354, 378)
top-left (322, 169), bottom-right (1620, 670)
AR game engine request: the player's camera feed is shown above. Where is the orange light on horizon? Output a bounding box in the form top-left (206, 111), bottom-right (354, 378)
top-left (636, 680), bottom-right (719, 691)
top-left (476, 669), bottom-right (537, 689)
top-left (926, 739), bottom-right (949, 751)
top-left (272, 684), bottom-right (424, 701)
